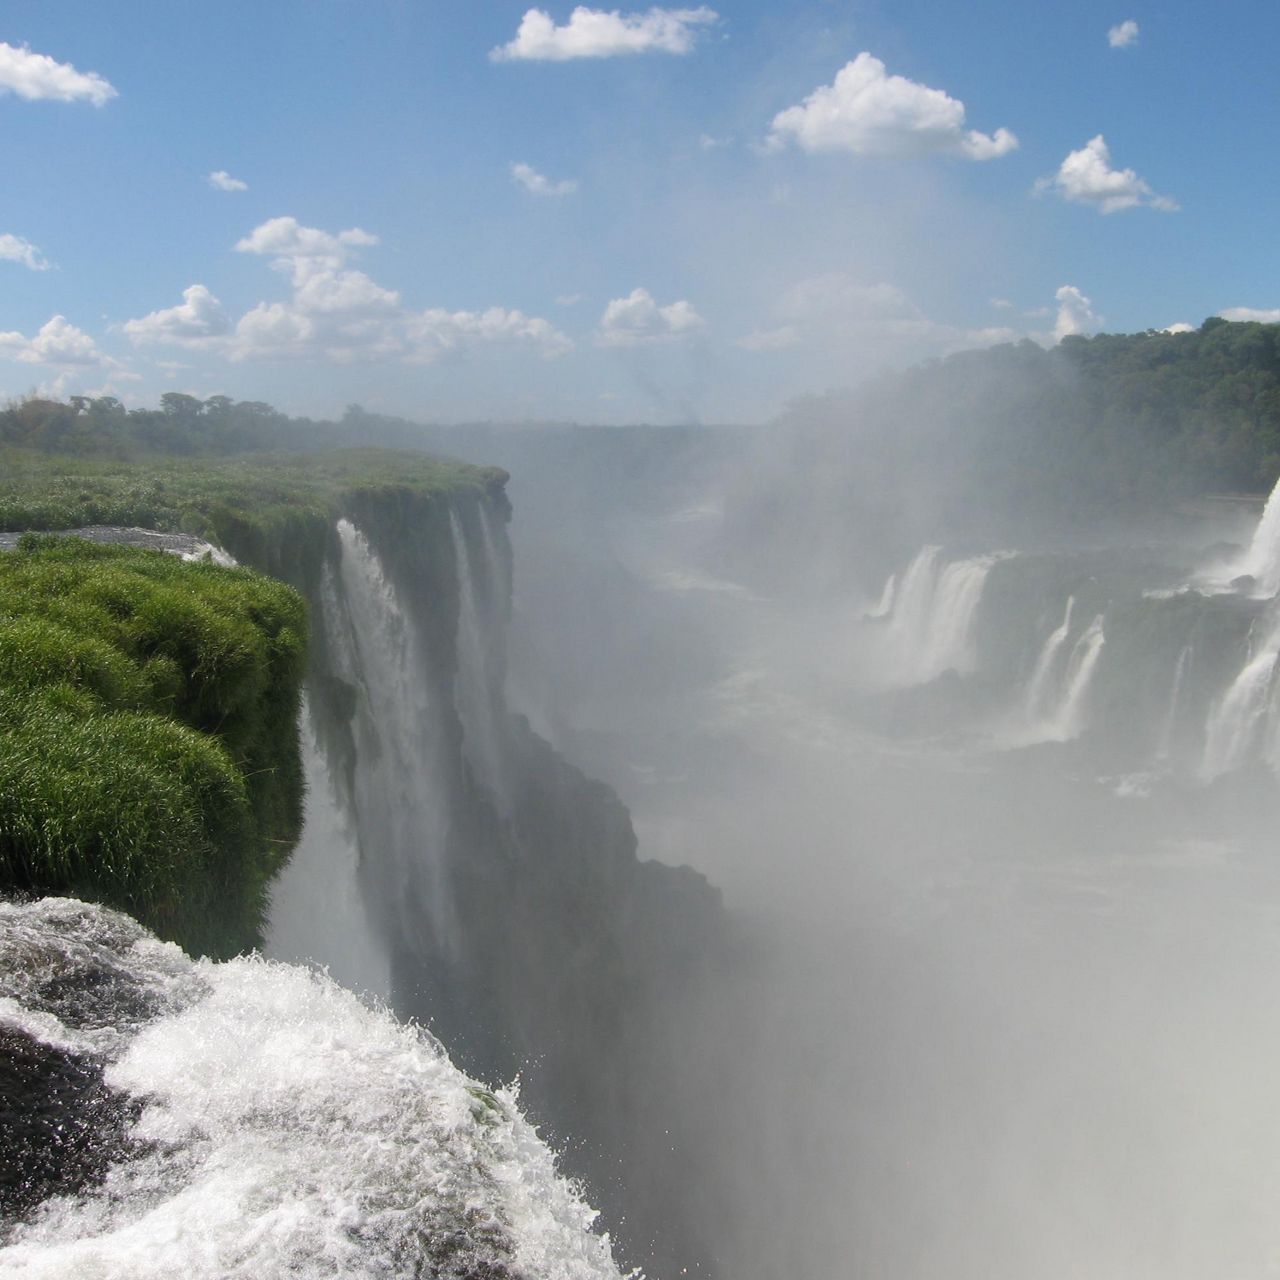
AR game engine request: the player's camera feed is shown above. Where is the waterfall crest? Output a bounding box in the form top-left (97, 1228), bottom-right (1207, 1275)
top-left (0, 897), bottom-right (624, 1280)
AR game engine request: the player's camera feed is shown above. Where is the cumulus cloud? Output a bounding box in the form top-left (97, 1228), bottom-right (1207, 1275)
top-left (123, 284), bottom-right (230, 347)
top-left (1162, 322), bottom-right (1194, 334)
top-left (511, 162), bottom-right (578, 197)
top-left (121, 217), bottom-right (572, 366)
top-left (405, 308), bottom-right (574, 362)
top-left (235, 216), bottom-right (379, 269)
top-left (0, 41), bottom-right (115, 105)
top-left (1052, 285), bottom-right (1102, 342)
top-left (0, 315), bottom-right (107, 366)
top-left (207, 170), bottom-right (248, 192)
top-left (598, 287), bottom-right (704, 346)
top-left (491, 6), bottom-right (717, 61)
top-left (0, 233), bottom-right (50, 271)
top-left (1036, 135), bottom-right (1177, 214)
top-left (1108, 20), bottom-right (1140, 49)
top-left (1219, 307), bottom-right (1280, 324)
top-left (767, 52), bottom-right (1017, 160)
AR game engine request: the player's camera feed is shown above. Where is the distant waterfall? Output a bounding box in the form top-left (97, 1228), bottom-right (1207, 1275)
top-left (1229, 475), bottom-right (1280, 595)
top-left (882, 546), bottom-right (1004, 684)
top-left (1156, 645), bottom-right (1193, 761)
top-left (1024, 596), bottom-right (1076, 722)
top-left (451, 509), bottom-right (511, 812)
top-left (1013, 612), bottom-right (1106, 744)
top-left (866, 571), bottom-right (897, 619)
top-left (1201, 619), bottom-right (1280, 779)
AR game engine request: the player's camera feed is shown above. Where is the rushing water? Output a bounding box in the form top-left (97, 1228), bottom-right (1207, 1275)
top-left (0, 898), bottom-right (623, 1280)
top-left (878, 546), bottom-right (1006, 685)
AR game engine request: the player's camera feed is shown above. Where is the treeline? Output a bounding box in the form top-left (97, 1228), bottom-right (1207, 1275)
top-left (778, 317), bottom-right (1280, 523)
top-left (0, 392), bottom-right (342, 457)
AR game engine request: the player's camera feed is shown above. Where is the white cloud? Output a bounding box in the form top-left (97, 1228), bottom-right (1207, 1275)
top-left (1037, 135), bottom-right (1177, 214)
top-left (404, 308), bottom-right (574, 363)
top-left (698, 133), bottom-right (732, 150)
top-left (1053, 285), bottom-right (1102, 342)
top-left (767, 52), bottom-right (1017, 160)
top-left (990, 297), bottom-right (1014, 310)
top-left (1162, 322), bottom-right (1194, 334)
top-left (598, 287), bottom-right (704, 346)
top-left (118, 218), bottom-right (572, 367)
top-left (511, 162), bottom-right (578, 197)
top-left (491, 6), bottom-right (717, 61)
top-left (1108, 20), bottom-right (1139, 49)
top-left (207, 170), bottom-right (248, 192)
top-left (123, 285), bottom-right (230, 347)
top-left (1219, 307), bottom-right (1280, 324)
top-left (235, 216), bottom-right (379, 270)
top-left (0, 41), bottom-right (116, 105)
top-left (0, 233), bottom-right (50, 271)
top-left (0, 315), bottom-right (107, 366)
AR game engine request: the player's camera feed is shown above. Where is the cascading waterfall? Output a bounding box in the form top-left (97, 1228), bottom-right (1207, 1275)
top-left (1012, 613), bottom-right (1106, 744)
top-left (265, 695), bottom-right (391, 1002)
top-left (0, 898), bottom-right (624, 1280)
top-left (328, 518), bottom-right (456, 955)
top-left (1201, 618), bottom-right (1280, 779)
top-left (1049, 616), bottom-right (1107, 741)
top-left (881, 546), bottom-right (1004, 684)
top-left (1230, 474), bottom-right (1280, 596)
top-left (1023, 596), bottom-right (1076, 722)
top-left (865, 571), bottom-right (896, 619)
top-left (1156, 645), bottom-right (1193, 761)
top-left (451, 509), bottom-right (511, 813)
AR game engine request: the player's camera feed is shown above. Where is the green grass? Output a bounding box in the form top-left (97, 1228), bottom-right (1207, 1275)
top-left (0, 535), bottom-right (307, 957)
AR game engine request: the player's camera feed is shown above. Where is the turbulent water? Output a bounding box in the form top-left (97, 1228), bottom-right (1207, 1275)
top-left (0, 898), bottom-right (623, 1280)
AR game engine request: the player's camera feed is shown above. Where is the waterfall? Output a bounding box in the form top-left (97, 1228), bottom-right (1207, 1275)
top-left (329, 518), bottom-right (456, 955)
top-left (1156, 645), bottom-right (1193, 761)
top-left (1049, 616), bottom-right (1106, 740)
top-left (1024, 596), bottom-right (1076, 722)
top-left (1201, 620), bottom-right (1280, 779)
top-left (265, 695), bottom-right (391, 1002)
top-left (1013, 613), bottom-right (1106, 744)
top-left (0, 897), bottom-right (624, 1280)
top-left (451, 509), bottom-right (511, 812)
top-left (883, 546), bottom-right (1003, 684)
top-left (1232, 475), bottom-right (1280, 596)
top-left (866, 571), bottom-right (897, 619)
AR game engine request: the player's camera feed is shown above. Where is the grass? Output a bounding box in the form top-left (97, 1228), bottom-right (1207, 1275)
top-left (0, 535), bottom-right (307, 957)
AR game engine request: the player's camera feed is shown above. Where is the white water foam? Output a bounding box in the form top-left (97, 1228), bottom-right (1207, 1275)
top-left (0, 898), bottom-right (625, 1280)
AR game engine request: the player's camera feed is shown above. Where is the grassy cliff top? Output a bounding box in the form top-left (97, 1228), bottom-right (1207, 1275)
top-left (0, 535), bottom-right (307, 957)
top-left (0, 448), bottom-right (506, 537)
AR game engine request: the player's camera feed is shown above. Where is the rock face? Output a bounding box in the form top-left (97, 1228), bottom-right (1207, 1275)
top-left (266, 479), bottom-right (724, 1276)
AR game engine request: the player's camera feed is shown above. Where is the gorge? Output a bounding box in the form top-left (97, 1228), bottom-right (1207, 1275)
top-left (6, 319), bottom-right (1280, 1278)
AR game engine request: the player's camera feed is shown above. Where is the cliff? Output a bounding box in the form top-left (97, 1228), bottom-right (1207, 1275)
top-left (0, 446), bottom-right (724, 1274)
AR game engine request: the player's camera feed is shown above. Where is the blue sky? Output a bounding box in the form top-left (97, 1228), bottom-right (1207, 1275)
top-left (2, 1), bottom-right (1277, 424)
